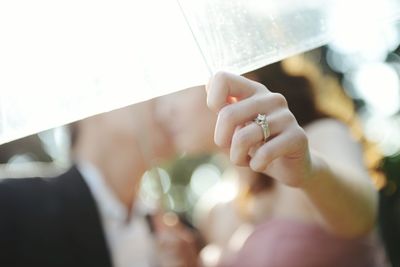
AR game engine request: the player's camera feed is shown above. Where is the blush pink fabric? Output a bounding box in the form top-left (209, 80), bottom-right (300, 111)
top-left (221, 219), bottom-right (387, 267)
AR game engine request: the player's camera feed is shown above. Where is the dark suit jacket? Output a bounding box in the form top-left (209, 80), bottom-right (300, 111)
top-left (0, 166), bottom-right (112, 267)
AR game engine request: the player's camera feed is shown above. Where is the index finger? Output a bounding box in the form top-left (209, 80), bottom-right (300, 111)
top-left (206, 71), bottom-right (268, 113)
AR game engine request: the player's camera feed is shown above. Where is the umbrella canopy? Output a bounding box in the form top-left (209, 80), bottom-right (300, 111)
top-left (0, 0), bottom-right (399, 144)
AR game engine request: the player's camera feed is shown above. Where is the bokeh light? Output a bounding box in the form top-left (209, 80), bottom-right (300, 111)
top-left (351, 63), bottom-right (400, 116)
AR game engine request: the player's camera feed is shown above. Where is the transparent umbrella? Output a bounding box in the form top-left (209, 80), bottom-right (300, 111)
top-left (0, 0), bottom-right (399, 144)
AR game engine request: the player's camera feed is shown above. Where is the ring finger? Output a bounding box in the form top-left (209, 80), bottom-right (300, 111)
top-left (230, 109), bottom-right (295, 165)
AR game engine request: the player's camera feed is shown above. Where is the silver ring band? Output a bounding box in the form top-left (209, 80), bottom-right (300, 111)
top-left (254, 113), bottom-right (270, 142)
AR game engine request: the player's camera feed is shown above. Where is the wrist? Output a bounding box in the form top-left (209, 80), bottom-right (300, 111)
top-left (301, 151), bottom-right (329, 191)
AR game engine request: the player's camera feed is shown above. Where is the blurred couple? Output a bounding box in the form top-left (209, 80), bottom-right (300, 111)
top-left (0, 59), bottom-right (386, 267)
top-left (0, 100), bottom-right (198, 267)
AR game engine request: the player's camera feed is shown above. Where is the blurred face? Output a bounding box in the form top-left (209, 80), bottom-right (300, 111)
top-left (133, 99), bottom-right (175, 162)
top-left (92, 99), bottom-right (174, 165)
top-left (155, 86), bottom-right (218, 155)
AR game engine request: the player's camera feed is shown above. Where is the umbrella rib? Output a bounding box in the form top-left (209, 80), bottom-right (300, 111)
top-left (175, 0), bottom-right (213, 76)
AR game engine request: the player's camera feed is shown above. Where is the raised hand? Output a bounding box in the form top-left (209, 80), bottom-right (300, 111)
top-left (206, 71), bottom-right (313, 187)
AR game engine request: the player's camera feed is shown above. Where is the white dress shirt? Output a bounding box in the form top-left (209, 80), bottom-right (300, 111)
top-left (77, 161), bottom-right (157, 267)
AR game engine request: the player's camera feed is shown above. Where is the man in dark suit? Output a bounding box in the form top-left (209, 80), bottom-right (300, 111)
top-left (0, 166), bottom-right (112, 267)
top-left (0, 99), bottom-right (198, 267)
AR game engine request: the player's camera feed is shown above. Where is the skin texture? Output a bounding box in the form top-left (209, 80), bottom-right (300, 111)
top-left (155, 71), bottom-right (378, 267)
top-left (73, 100), bottom-right (196, 267)
top-left (155, 87), bottom-right (218, 155)
top-left (156, 72), bottom-right (377, 239)
top-left (205, 72), bottom-right (377, 238)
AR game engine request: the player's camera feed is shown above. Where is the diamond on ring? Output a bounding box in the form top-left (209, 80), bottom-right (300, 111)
top-left (254, 113), bottom-right (270, 142)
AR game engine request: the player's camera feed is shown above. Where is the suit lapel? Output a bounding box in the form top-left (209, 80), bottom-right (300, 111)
top-left (55, 166), bottom-right (113, 267)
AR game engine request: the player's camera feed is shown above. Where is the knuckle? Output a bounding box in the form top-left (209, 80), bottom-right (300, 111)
top-left (254, 82), bottom-right (269, 93)
top-left (206, 97), bottom-right (217, 111)
top-left (218, 105), bottom-right (235, 122)
top-left (296, 126), bottom-right (307, 140)
top-left (271, 93), bottom-right (288, 108)
top-left (254, 94), bottom-right (269, 107)
top-left (259, 147), bottom-right (273, 163)
top-left (251, 148), bottom-right (271, 171)
top-left (233, 130), bottom-right (251, 147)
top-left (283, 109), bottom-right (296, 123)
top-left (252, 164), bottom-right (264, 172)
top-left (292, 126), bottom-right (308, 146)
top-left (251, 159), bottom-right (265, 172)
top-left (213, 71), bottom-right (230, 83)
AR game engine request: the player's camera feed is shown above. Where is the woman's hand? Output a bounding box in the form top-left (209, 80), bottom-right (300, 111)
top-left (206, 71), bottom-right (377, 238)
top-left (206, 71), bottom-right (312, 188)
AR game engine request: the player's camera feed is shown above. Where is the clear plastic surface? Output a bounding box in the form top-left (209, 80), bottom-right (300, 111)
top-left (0, 0), bottom-right (398, 144)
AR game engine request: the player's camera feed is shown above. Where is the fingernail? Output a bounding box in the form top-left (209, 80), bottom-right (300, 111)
top-left (249, 158), bottom-right (263, 172)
